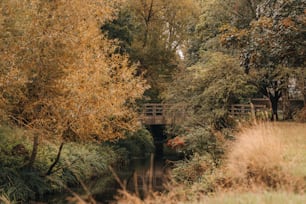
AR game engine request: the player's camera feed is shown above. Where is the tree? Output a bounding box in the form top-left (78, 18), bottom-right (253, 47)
top-left (241, 0), bottom-right (305, 120)
top-left (103, 0), bottom-right (200, 102)
top-left (164, 52), bottom-right (255, 129)
top-left (0, 0), bottom-right (147, 169)
top-left (219, 0), bottom-right (305, 120)
top-left (187, 0), bottom-right (263, 65)
top-left (165, 0), bottom-right (263, 129)
top-left (101, 9), bottom-right (135, 54)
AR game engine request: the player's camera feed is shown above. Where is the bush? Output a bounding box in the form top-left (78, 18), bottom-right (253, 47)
top-left (0, 126), bottom-right (29, 166)
top-left (184, 127), bottom-right (226, 163)
top-left (200, 192), bottom-right (306, 204)
top-left (44, 142), bottom-right (119, 189)
top-left (171, 154), bottom-right (215, 185)
top-left (0, 167), bottom-right (51, 202)
top-left (0, 125), bottom-right (123, 202)
top-left (114, 128), bottom-right (155, 158)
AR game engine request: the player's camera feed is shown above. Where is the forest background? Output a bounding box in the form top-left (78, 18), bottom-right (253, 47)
top-left (0, 0), bottom-right (305, 203)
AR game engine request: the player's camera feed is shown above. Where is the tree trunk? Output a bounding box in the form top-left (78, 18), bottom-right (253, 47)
top-left (271, 100), bottom-right (278, 121)
top-left (46, 142), bottom-right (64, 175)
top-left (270, 96), bottom-right (279, 121)
top-left (142, 0), bottom-right (154, 48)
top-left (27, 133), bottom-right (39, 168)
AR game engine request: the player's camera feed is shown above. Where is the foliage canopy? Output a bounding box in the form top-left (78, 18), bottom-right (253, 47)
top-left (0, 0), bottom-right (147, 142)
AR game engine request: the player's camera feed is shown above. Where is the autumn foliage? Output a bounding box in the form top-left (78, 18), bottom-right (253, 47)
top-left (0, 0), bottom-right (147, 142)
top-left (166, 136), bottom-right (185, 150)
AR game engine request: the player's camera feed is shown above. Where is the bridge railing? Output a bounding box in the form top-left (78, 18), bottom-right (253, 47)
top-left (228, 104), bottom-right (268, 117)
top-left (140, 103), bottom-right (269, 125)
top-left (142, 103), bottom-right (169, 116)
top-left (140, 103), bottom-right (173, 125)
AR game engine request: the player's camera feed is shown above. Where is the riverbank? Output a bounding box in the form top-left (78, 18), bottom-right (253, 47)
top-left (1, 122), bottom-right (305, 203)
top-left (115, 122), bottom-right (306, 203)
top-left (0, 125), bottom-right (155, 203)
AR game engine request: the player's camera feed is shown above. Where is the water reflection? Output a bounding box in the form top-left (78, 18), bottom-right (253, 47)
top-left (88, 155), bottom-right (170, 203)
top-left (45, 156), bottom-right (169, 203)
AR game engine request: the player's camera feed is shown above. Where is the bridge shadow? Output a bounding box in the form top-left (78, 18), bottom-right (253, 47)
top-left (145, 125), bottom-right (166, 159)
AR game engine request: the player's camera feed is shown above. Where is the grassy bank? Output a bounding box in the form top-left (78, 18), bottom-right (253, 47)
top-left (0, 125), bottom-right (154, 203)
top-left (0, 125), bottom-right (118, 203)
top-left (116, 122), bottom-right (306, 204)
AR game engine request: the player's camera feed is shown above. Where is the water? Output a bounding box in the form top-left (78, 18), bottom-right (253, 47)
top-left (99, 155), bottom-right (170, 203)
top-left (42, 122), bottom-right (180, 203)
top-left (43, 154), bottom-right (171, 204)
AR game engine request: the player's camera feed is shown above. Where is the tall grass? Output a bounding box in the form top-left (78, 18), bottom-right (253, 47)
top-left (223, 122), bottom-right (305, 191)
top-left (114, 122), bottom-right (306, 204)
top-left (226, 123), bottom-right (285, 188)
top-left (0, 194), bottom-right (12, 204)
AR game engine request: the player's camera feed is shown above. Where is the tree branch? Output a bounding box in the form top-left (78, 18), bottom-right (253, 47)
top-left (46, 142), bottom-right (64, 175)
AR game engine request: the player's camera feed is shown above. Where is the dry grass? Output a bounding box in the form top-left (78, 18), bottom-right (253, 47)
top-left (222, 122), bottom-right (305, 191)
top-left (199, 191), bottom-right (306, 204)
top-left (115, 183), bottom-right (206, 204)
top-left (225, 123), bottom-right (286, 188)
top-left (115, 122), bottom-right (306, 204)
top-left (0, 195), bottom-right (11, 204)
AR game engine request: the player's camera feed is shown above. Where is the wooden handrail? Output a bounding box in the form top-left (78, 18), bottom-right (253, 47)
top-left (228, 104), bottom-right (267, 116)
top-left (141, 103), bottom-right (178, 125)
top-left (141, 103), bottom-right (268, 124)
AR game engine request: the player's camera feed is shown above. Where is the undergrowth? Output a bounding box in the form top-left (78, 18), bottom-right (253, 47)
top-left (113, 128), bottom-right (154, 158)
top-left (0, 125), bottom-right (126, 203)
top-left (115, 122), bottom-right (306, 204)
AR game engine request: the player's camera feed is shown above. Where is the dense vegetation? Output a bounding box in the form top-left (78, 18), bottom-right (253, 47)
top-left (0, 0), bottom-right (151, 202)
top-left (116, 123), bottom-right (306, 204)
top-left (0, 0), bottom-right (305, 203)
top-left (0, 125), bottom-right (154, 203)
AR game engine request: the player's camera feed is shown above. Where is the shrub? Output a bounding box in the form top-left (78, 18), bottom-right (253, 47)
top-left (0, 126), bottom-right (29, 166)
top-left (114, 128), bottom-right (155, 158)
top-left (0, 166), bottom-right (51, 202)
top-left (44, 142), bottom-right (119, 188)
top-left (183, 127), bottom-right (226, 163)
top-left (171, 154), bottom-right (215, 185)
top-left (0, 125), bottom-right (124, 202)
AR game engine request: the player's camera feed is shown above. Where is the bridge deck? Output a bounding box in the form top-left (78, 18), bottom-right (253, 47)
top-left (140, 103), bottom-right (269, 125)
top-left (140, 103), bottom-right (173, 125)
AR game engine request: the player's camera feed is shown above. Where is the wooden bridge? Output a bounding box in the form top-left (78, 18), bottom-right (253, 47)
top-left (228, 104), bottom-right (268, 117)
top-left (140, 103), bottom-right (268, 125)
top-left (140, 103), bottom-right (180, 125)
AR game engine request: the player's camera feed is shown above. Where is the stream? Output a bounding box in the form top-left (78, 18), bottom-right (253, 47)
top-left (95, 155), bottom-right (171, 203)
top-left (44, 125), bottom-right (178, 203)
top-left (44, 154), bottom-right (176, 204)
